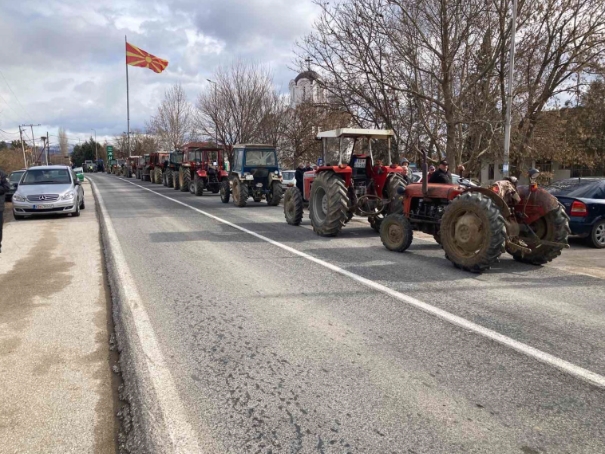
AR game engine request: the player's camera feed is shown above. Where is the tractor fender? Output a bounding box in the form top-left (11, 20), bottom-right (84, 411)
top-left (516, 186), bottom-right (560, 212)
top-left (197, 169), bottom-right (207, 178)
top-left (219, 170), bottom-right (229, 179)
top-left (466, 186), bottom-right (512, 218)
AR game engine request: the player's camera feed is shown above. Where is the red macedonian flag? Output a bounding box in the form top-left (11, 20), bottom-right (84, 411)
top-left (126, 42), bottom-right (168, 73)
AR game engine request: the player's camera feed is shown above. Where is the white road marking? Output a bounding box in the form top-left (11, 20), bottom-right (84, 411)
top-left (90, 179), bottom-right (203, 453)
top-left (114, 177), bottom-right (605, 389)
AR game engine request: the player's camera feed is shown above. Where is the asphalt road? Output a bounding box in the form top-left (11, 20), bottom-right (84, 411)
top-left (91, 173), bottom-right (605, 454)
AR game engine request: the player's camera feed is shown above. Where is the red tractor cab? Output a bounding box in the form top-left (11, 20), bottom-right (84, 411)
top-left (179, 142), bottom-right (229, 196)
top-left (283, 128), bottom-right (406, 236)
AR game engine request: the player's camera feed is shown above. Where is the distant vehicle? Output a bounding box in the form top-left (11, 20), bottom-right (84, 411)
top-left (546, 177), bottom-right (605, 248)
top-left (83, 160), bottom-right (95, 172)
top-left (5, 169), bottom-right (26, 202)
top-left (11, 165), bottom-right (85, 219)
top-left (281, 170), bottom-right (296, 188)
top-left (412, 171), bottom-right (477, 186)
top-left (73, 167), bottom-right (85, 182)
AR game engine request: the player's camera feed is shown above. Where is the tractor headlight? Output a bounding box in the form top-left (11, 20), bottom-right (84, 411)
top-left (245, 174), bottom-right (254, 181)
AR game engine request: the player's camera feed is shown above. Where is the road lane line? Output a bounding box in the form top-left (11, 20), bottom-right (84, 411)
top-left (90, 178), bottom-right (203, 453)
top-left (116, 177), bottom-right (605, 389)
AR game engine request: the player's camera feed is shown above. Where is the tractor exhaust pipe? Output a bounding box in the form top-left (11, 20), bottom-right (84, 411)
top-left (421, 147), bottom-right (428, 198)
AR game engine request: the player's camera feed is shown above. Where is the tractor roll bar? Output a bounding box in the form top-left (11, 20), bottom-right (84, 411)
top-left (317, 128), bottom-right (395, 167)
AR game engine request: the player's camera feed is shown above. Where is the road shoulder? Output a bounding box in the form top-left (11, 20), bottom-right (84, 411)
top-left (0, 181), bottom-right (116, 454)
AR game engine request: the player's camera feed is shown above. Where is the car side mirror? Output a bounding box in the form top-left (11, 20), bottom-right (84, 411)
top-left (13, 183), bottom-right (18, 188)
top-left (74, 179), bottom-right (80, 185)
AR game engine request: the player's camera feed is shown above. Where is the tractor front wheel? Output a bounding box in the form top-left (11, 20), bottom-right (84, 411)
top-left (193, 175), bottom-right (204, 196)
top-left (380, 214), bottom-right (413, 252)
top-left (232, 179), bottom-right (248, 207)
top-left (369, 214), bottom-right (385, 233)
top-left (267, 181), bottom-right (282, 206)
top-left (309, 171), bottom-right (348, 237)
top-left (166, 169), bottom-right (173, 187)
top-left (220, 179), bottom-right (230, 203)
top-left (284, 187), bottom-right (303, 225)
top-left (441, 192), bottom-right (505, 273)
top-left (510, 206), bottom-right (570, 265)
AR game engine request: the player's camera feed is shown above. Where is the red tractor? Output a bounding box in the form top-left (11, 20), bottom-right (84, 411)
top-left (123, 156), bottom-right (140, 178)
top-left (380, 150), bottom-right (570, 272)
top-left (148, 152), bottom-right (170, 184)
top-left (178, 142), bottom-right (228, 196)
top-left (283, 128), bottom-right (406, 236)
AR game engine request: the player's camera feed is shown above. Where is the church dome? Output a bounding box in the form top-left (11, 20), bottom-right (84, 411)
top-left (294, 70), bottom-right (320, 83)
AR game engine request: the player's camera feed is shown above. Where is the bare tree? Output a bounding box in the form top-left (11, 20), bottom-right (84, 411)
top-left (58, 127), bottom-right (69, 158)
top-left (196, 60), bottom-right (284, 165)
top-left (502, 0), bottom-right (605, 173)
top-left (147, 84), bottom-right (194, 150)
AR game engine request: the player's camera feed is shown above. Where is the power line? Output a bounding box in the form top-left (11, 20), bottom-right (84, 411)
top-left (0, 91), bottom-right (24, 124)
top-left (0, 127), bottom-right (21, 135)
top-left (0, 69), bottom-right (34, 122)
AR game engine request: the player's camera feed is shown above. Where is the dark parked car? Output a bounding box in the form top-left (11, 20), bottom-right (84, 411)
top-left (546, 178), bottom-right (605, 248)
top-left (5, 169), bottom-right (26, 202)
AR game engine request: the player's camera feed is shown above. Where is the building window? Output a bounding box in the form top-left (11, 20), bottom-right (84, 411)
top-left (488, 164), bottom-right (494, 180)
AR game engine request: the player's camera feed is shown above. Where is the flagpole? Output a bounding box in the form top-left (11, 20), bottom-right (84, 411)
top-left (125, 35), bottom-right (131, 157)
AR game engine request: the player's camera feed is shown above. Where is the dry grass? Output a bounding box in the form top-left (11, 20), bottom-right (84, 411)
top-left (0, 149), bottom-right (26, 173)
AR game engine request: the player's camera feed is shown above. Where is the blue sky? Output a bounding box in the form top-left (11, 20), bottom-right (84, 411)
top-left (0, 0), bottom-right (320, 146)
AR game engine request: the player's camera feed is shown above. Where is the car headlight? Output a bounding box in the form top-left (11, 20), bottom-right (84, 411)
top-left (12, 193), bottom-right (26, 202)
top-left (60, 191), bottom-right (76, 200)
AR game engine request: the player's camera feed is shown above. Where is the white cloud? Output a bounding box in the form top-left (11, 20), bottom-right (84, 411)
top-left (0, 0), bottom-right (320, 145)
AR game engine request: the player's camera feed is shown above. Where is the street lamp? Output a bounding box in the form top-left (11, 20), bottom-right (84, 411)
top-left (91, 129), bottom-right (98, 162)
top-left (502, 0), bottom-right (518, 178)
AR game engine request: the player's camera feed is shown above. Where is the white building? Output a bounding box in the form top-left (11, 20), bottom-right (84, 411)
top-left (289, 70), bottom-right (325, 107)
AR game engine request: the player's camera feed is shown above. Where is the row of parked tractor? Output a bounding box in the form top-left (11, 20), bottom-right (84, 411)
top-left (105, 128), bottom-right (571, 273)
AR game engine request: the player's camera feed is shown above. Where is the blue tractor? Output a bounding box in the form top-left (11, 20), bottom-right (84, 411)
top-left (220, 144), bottom-right (283, 207)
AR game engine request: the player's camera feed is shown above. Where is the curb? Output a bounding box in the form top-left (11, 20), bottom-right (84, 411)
top-left (89, 177), bottom-right (158, 453)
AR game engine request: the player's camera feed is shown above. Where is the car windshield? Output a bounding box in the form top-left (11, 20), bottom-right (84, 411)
top-left (546, 179), bottom-right (604, 198)
top-left (282, 171), bottom-right (295, 180)
top-left (245, 150), bottom-right (277, 166)
top-left (21, 168), bottom-right (72, 185)
top-left (9, 171), bottom-right (25, 182)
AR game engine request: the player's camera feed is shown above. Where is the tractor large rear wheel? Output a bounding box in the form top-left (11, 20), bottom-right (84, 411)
top-left (220, 179), bottom-right (230, 203)
top-left (232, 179), bottom-right (248, 207)
top-left (284, 187), bottom-right (303, 225)
top-left (510, 206), bottom-right (570, 265)
top-left (309, 171), bottom-right (348, 237)
top-left (386, 173), bottom-right (406, 214)
top-left (173, 170), bottom-right (180, 190)
top-left (180, 169), bottom-right (190, 192)
top-left (267, 181), bottom-right (282, 206)
top-left (441, 192), bottom-right (506, 273)
top-left (380, 214), bottom-right (413, 252)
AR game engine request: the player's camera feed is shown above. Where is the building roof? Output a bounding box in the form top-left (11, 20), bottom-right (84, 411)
top-left (294, 70), bottom-right (320, 83)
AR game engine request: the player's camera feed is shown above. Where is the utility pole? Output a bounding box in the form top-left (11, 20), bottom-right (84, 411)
top-left (46, 131), bottom-right (49, 165)
top-left (20, 123), bottom-right (41, 165)
top-left (502, 0), bottom-right (518, 178)
top-left (18, 126), bottom-right (27, 168)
